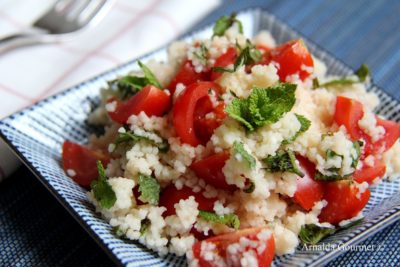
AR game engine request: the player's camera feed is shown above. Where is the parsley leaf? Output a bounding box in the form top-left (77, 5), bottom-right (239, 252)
top-left (137, 174), bottom-right (160, 205)
top-left (282, 114), bottom-right (311, 144)
top-left (225, 83), bottom-right (297, 131)
top-left (263, 150), bottom-right (304, 177)
top-left (314, 64), bottom-right (370, 89)
top-left (90, 161), bottom-right (117, 209)
top-left (233, 141), bottom-right (256, 169)
top-left (213, 40), bottom-right (261, 73)
top-left (212, 13), bottom-right (243, 37)
top-left (198, 210), bottom-right (240, 229)
top-left (113, 128), bottom-right (169, 153)
top-left (299, 224), bottom-right (336, 245)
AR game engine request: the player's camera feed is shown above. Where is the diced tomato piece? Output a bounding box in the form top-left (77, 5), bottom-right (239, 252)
top-left (319, 181), bottom-right (370, 225)
top-left (334, 96), bottom-right (400, 155)
top-left (353, 157), bottom-right (386, 184)
top-left (168, 60), bottom-right (210, 94)
top-left (365, 117), bottom-right (400, 155)
top-left (190, 151), bottom-right (236, 191)
top-left (192, 227), bottom-right (275, 267)
top-left (334, 96), bottom-right (365, 140)
top-left (159, 185), bottom-right (216, 217)
top-left (62, 141), bottom-right (110, 187)
top-left (293, 156), bottom-right (323, 210)
top-left (211, 47), bottom-right (237, 80)
top-left (108, 85), bottom-right (170, 124)
top-left (266, 39), bottom-right (313, 81)
top-left (173, 81), bottom-right (222, 146)
top-left (194, 101), bottom-right (226, 144)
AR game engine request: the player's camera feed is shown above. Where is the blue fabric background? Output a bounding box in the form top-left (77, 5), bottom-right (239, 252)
top-left (1, 0), bottom-right (400, 266)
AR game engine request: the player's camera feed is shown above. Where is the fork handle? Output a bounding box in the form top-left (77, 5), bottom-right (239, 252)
top-left (0, 33), bottom-right (53, 54)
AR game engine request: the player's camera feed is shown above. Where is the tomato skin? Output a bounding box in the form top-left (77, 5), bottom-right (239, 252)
top-left (190, 151), bottom-right (236, 191)
top-left (334, 96), bottom-right (365, 139)
top-left (211, 47), bottom-right (237, 80)
top-left (267, 39), bottom-right (313, 81)
top-left (192, 228), bottom-right (275, 267)
top-left (108, 85), bottom-right (170, 124)
top-left (62, 141), bottom-right (110, 187)
top-left (293, 156), bottom-right (323, 211)
top-left (173, 81), bottom-right (222, 146)
top-left (334, 96), bottom-right (400, 155)
top-left (168, 60), bottom-right (209, 94)
top-left (194, 101), bottom-right (226, 144)
top-left (159, 185), bottom-right (216, 217)
top-left (365, 117), bottom-right (400, 155)
top-left (318, 181), bottom-right (370, 225)
top-left (353, 158), bottom-right (386, 184)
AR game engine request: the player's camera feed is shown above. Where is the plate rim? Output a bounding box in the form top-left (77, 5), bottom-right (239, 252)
top-left (1, 7), bottom-right (399, 267)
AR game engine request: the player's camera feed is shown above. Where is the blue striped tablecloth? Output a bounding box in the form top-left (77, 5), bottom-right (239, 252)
top-left (1, 0), bottom-right (399, 266)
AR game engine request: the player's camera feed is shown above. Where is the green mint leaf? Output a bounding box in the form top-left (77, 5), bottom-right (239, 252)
top-left (193, 43), bottom-right (209, 65)
top-left (339, 217), bottom-right (364, 229)
top-left (90, 161), bottom-right (116, 209)
top-left (355, 64), bottom-right (370, 82)
top-left (114, 226), bottom-right (126, 237)
top-left (299, 224), bottom-right (336, 245)
top-left (282, 114), bottom-right (311, 144)
top-left (225, 83), bottom-right (296, 131)
top-left (140, 219), bottom-right (151, 237)
top-left (314, 148), bottom-right (353, 181)
top-left (312, 78), bottom-right (320, 89)
top-left (138, 174), bottom-right (160, 205)
top-left (138, 61), bottom-right (162, 89)
top-left (114, 128), bottom-right (169, 153)
top-left (108, 76), bottom-right (145, 100)
top-left (233, 141), bottom-right (256, 169)
top-left (212, 40), bottom-right (261, 73)
top-left (318, 64), bottom-right (370, 88)
top-left (212, 13), bottom-right (243, 37)
top-left (198, 210), bottom-right (240, 229)
top-left (263, 150), bottom-right (304, 177)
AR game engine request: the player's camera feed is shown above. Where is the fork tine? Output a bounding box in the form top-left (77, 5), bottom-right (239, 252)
top-left (78, 0), bottom-right (110, 26)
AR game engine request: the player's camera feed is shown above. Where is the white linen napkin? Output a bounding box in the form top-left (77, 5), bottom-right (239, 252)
top-left (0, 0), bottom-right (221, 181)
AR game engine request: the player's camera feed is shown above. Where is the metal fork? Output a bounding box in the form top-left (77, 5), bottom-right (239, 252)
top-left (0, 0), bottom-right (115, 54)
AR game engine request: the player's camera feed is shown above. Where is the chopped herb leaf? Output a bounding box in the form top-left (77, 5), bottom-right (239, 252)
top-left (312, 78), bottom-right (320, 89)
top-left (138, 61), bottom-right (162, 89)
top-left (140, 219), bottom-right (151, 237)
top-left (113, 128), bottom-right (169, 153)
top-left (225, 83), bottom-right (297, 131)
top-left (355, 64), bottom-right (370, 82)
top-left (193, 43), bottom-right (209, 65)
top-left (263, 150), bottom-right (304, 177)
top-left (314, 148), bottom-right (354, 181)
top-left (213, 40), bottom-right (261, 73)
top-left (315, 64), bottom-right (370, 88)
top-left (212, 13), bottom-right (243, 37)
top-left (299, 224), bottom-right (336, 245)
top-left (108, 61), bottom-right (162, 100)
top-left (233, 141), bottom-right (256, 169)
top-left (198, 210), bottom-right (240, 229)
top-left (90, 161), bottom-right (116, 209)
top-left (114, 226), bottom-right (126, 237)
top-left (352, 140), bottom-right (363, 168)
top-left (243, 181), bottom-right (255, 193)
top-left (282, 114), bottom-right (311, 144)
top-left (137, 174), bottom-right (161, 205)
top-left (300, 218), bottom-right (363, 245)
